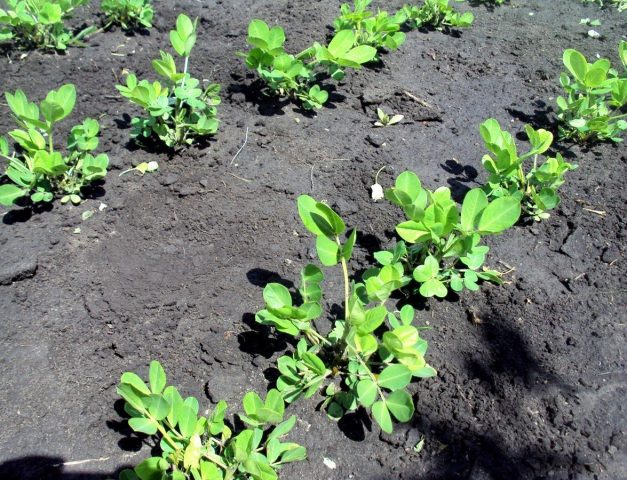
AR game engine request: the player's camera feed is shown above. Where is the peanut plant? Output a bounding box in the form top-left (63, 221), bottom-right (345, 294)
top-left (379, 171), bottom-right (521, 298)
top-left (333, 0), bottom-right (407, 55)
top-left (556, 42), bottom-right (627, 143)
top-left (403, 0), bottom-right (474, 30)
top-left (0, 0), bottom-right (95, 51)
top-left (115, 361), bottom-right (306, 480)
top-left (479, 119), bottom-right (577, 221)
top-left (255, 195), bottom-right (436, 434)
top-left (101, 0), bottom-right (154, 31)
top-left (0, 84), bottom-right (109, 207)
top-left (242, 19), bottom-right (376, 110)
top-left (117, 14), bottom-right (221, 147)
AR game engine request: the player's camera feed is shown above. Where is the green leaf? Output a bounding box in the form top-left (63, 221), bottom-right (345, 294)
top-left (149, 361), bottom-right (166, 394)
top-left (477, 196), bottom-right (521, 233)
top-left (461, 188), bottom-right (488, 231)
top-left (299, 264), bottom-right (323, 303)
top-left (419, 278), bottom-right (447, 298)
top-left (128, 417), bottom-right (158, 435)
top-left (297, 195), bottom-right (345, 237)
top-left (316, 235), bottom-right (340, 266)
top-left (176, 404), bottom-right (198, 438)
top-left (121, 372), bottom-right (151, 396)
top-left (342, 228), bottom-right (357, 260)
top-left (386, 390), bottom-right (414, 422)
top-left (377, 364), bottom-right (412, 390)
top-left (356, 379), bottom-right (378, 407)
top-left (563, 49), bottom-right (588, 83)
top-left (135, 457), bottom-right (169, 480)
top-left (44, 84), bottom-right (76, 122)
top-left (263, 283), bottom-right (292, 309)
top-left (327, 30), bottom-right (355, 57)
top-left (372, 400), bottom-right (393, 433)
top-left (0, 184), bottom-right (28, 206)
top-left (343, 45), bottom-right (377, 64)
top-left (148, 394), bottom-right (170, 421)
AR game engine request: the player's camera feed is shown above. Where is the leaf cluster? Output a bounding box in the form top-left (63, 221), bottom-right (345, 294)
top-left (581, 0), bottom-right (627, 11)
top-left (403, 0), bottom-right (474, 30)
top-left (243, 19), bottom-right (377, 110)
top-left (479, 118), bottom-right (577, 221)
top-left (333, 0), bottom-right (407, 54)
top-left (116, 361), bottom-right (306, 480)
top-left (556, 43), bottom-right (627, 143)
top-left (255, 195), bottom-right (437, 433)
top-left (101, 0), bottom-right (154, 31)
top-left (0, 0), bottom-right (92, 51)
top-left (380, 171), bottom-right (520, 298)
top-left (116, 14), bottom-right (221, 147)
top-left (0, 84), bottom-right (108, 207)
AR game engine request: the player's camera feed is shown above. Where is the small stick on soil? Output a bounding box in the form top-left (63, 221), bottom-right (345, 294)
top-left (403, 90), bottom-right (435, 110)
top-left (227, 172), bottom-right (252, 183)
top-left (582, 207), bottom-right (606, 216)
top-left (230, 127), bottom-right (249, 165)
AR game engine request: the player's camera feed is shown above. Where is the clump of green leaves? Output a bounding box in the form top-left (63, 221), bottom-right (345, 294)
top-left (0, 84), bottom-right (109, 207)
top-left (116, 14), bottom-right (221, 147)
top-left (556, 42), bottom-right (627, 143)
top-left (403, 0), bottom-right (474, 30)
top-left (116, 361), bottom-right (306, 480)
top-left (255, 195), bottom-right (437, 434)
top-left (0, 0), bottom-right (95, 51)
top-left (581, 0), bottom-right (626, 11)
top-left (333, 0), bottom-right (407, 55)
top-left (379, 171), bottom-right (520, 298)
top-left (479, 119), bottom-right (577, 221)
top-left (101, 0), bottom-right (154, 31)
top-left (242, 19), bottom-right (376, 110)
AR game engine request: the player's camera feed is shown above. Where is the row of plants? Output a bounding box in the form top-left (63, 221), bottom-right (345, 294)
top-left (0, 0), bottom-right (153, 51)
top-left (111, 113), bottom-right (581, 478)
top-left (0, 5), bottom-right (624, 479)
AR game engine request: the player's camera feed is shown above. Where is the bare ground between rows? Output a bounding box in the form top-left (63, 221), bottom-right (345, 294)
top-left (0, 0), bottom-right (626, 479)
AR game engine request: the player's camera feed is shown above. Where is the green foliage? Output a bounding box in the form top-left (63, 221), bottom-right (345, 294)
top-left (242, 19), bottom-right (377, 110)
top-left (556, 43), bottom-right (627, 143)
top-left (581, 0), bottom-right (627, 11)
top-left (479, 119), bottom-right (576, 221)
top-left (381, 171), bottom-right (520, 298)
top-left (0, 84), bottom-right (108, 207)
top-left (255, 195), bottom-right (436, 434)
top-left (0, 0), bottom-right (93, 51)
top-left (374, 108), bottom-right (404, 127)
top-left (333, 0), bottom-right (407, 54)
top-left (101, 0), bottom-right (154, 31)
top-left (403, 0), bottom-right (474, 30)
top-left (116, 14), bottom-right (221, 147)
top-left (116, 361), bottom-right (306, 480)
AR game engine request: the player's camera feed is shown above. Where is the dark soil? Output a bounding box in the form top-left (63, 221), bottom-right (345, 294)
top-left (0, 0), bottom-right (626, 479)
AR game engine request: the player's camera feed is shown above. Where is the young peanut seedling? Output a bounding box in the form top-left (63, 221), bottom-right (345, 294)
top-left (379, 171), bottom-right (520, 298)
top-left (556, 42), bottom-right (627, 143)
top-left (0, 84), bottom-right (109, 207)
top-left (333, 0), bottom-right (407, 55)
top-left (581, 0), bottom-right (627, 11)
top-left (0, 0), bottom-right (94, 51)
top-left (373, 108), bottom-right (404, 127)
top-left (242, 19), bottom-right (376, 110)
top-left (101, 0), bottom-right (154, 31)
top-left (255, 195), bottom-right (437, 433)
top-left (117, 14), bottom-right (221, 147)
top-left (403, 0), bottom-right (474, 30)
top-left (479, 119), bottom-right (577, 221)
top-left (115, 361), bottom-right (306, 480)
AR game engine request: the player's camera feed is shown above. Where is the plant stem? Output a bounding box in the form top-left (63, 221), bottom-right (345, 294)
top-left (336, 235), bottom-right (350, 322)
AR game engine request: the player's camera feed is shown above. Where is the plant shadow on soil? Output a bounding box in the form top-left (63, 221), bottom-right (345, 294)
top-left (0, 456), bottom-right (129, 480)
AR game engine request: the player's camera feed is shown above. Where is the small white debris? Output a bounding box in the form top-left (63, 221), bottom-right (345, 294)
top-left (323, 457), bottom-right (337, 470)
top-left (371, 183), bottom-right (384, 201)
top-left (99, 202), bottom-right (107, 211)
top-left (587, 29), bottom-right (601, 39)
top-left (528, 12), bottom-right (534, 16)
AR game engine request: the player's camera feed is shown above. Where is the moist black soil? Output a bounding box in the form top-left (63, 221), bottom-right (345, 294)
top-left (0, 1), bottom-right (626, 479)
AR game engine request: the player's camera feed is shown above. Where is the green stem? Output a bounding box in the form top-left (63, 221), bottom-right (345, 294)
top-left (336, 235), bottom-right (350, 322)
top-left (345, 343), bottom-right (387, 403)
